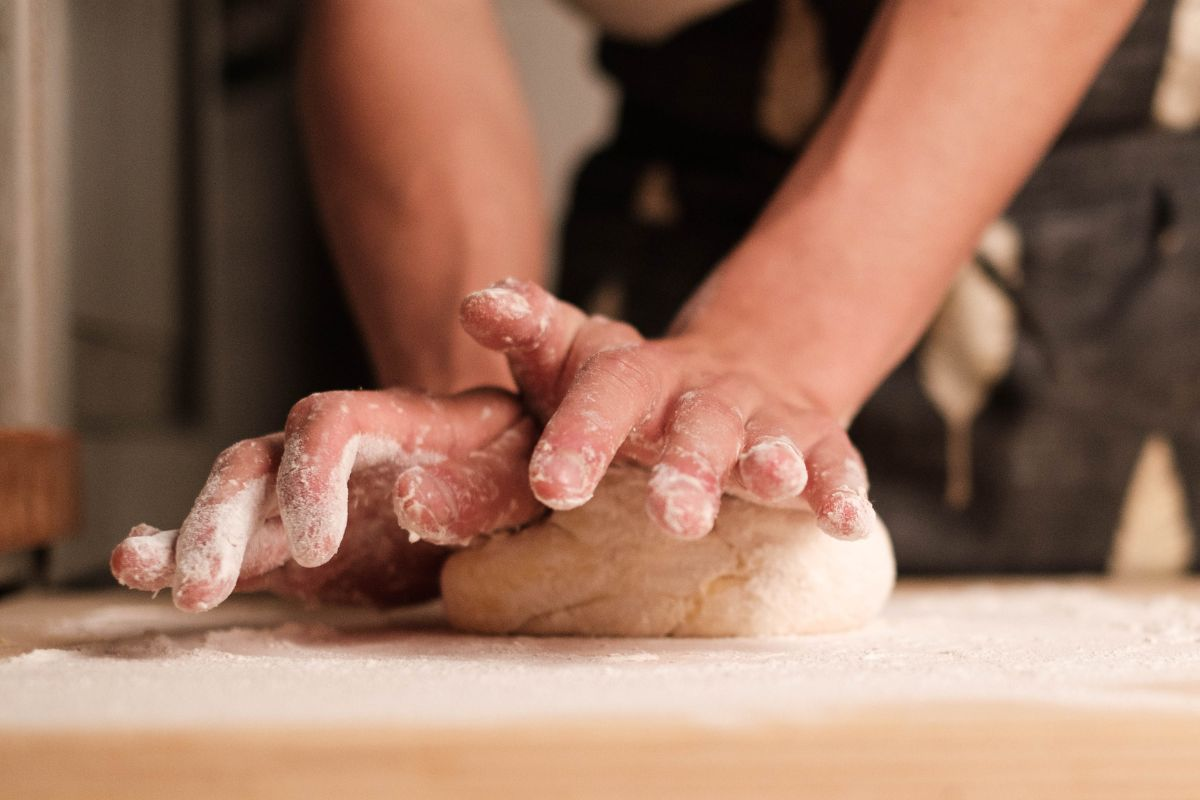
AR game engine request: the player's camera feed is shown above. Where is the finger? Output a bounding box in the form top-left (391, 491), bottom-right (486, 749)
top-left (802, 430), bottom-right (876, 541)
top-left (646, 388), bottom-right (749, 539)
top-left (211, 518), bottom-right (292, 595)
top-left (461, 279), bottom-right (647, 421)
top-left (529, 345), bottom-right (664, 509)
top-left (460, 279), bottom-right (588, 414)
top-left (394, 417), bottom-right (543, 546)
top-left (734, 414), bottom-right (809, 504)
top-left (112, 515), bottom-right (291, 597)
top-left (239, 516), bottom-right (291, 578)
top-left (111, 524), bottom-right (177, 592)
top-left (172, 434), bottom-right (283, 612)
top-left (276, 388), bottom-right (523, 568)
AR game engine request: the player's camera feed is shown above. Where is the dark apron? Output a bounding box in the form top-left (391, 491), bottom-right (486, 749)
top-left (557, 0), bottom-right (1200, 573)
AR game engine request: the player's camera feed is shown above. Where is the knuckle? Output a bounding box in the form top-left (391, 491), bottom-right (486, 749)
top-left (674, 389), bottom-right (744, 436)
top-left (584, 346), bottom-right (657, 396)
top-left (285, 393), bottom-right (322, 429)
top-left (212, 444), bottom-right (241, 473)
top-left (589, 317), bottom-right (640, 342)
top-left (213, 438), bottom-right (270, 474)
top-left (285, 391), bottom-right (349, 432)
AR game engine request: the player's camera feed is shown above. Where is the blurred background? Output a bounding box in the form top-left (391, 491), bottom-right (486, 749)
top-left (1, 0), bottom-right (1196, 589)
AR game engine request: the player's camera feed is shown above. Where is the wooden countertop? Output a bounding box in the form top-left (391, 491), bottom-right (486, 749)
top-left (3, 579), bottom-right (1199, 798)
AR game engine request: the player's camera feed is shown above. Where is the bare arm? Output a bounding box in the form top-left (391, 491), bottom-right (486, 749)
top-left (676, 0), bottom-right (1145, 419)
top-left (298, 0), bottom-right (545, 391)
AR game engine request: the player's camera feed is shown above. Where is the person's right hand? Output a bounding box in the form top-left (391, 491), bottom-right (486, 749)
top-left (110, 387), bottom-right (543, 612)
top-left (459, 279), bottom-right (876, 542)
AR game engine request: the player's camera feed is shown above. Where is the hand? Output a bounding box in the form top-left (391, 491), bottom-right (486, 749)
top-left (110, 387), bottom-right (542, 612)
top-left (459, 279), bottom-right (876, 541)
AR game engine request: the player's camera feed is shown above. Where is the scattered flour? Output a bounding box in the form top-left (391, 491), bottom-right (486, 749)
top-left (3, 581), bottom-right (1200, 730)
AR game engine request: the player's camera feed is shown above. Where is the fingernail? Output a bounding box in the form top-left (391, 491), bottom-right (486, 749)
top-left (475, 284), bottom-right (532, 320)
top-left (648, 464), bottom-right (719, 539)
top-left (530, 448), bottom-right (595, 509)
top-left (461, 283), bottom-right (545, 351)
top-left (817, 489), bottom-right (875, 540)
top-left (739, 436), bottom-right (808, 500)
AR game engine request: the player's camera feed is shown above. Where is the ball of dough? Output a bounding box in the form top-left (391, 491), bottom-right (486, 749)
top-left (440, 465), bottom-right (895, 637)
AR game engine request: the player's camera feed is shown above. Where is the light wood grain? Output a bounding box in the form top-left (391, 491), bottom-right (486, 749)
top-left (7, 583), bottom-right (1200, 797)
top-left (3, 705), bottom-right (1198, 799)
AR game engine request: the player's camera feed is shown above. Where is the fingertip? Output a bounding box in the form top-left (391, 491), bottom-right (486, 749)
top-left (459, 278), bottom-right (551, 351)
top-left (171, 543), bottom-right (242, 611)
top-left (646, 463), bottom-right (719, 540)
top-left (816, 489), bottom-right (876, 541)
top-left (277, 450), bottom-right (351, 569)
top-left (737, 435), bottom-right (808, 502)
top-left (110, 526), bottom-right (176, 591)
top-left (172, 556), bottom-right (239, 613)
top-left (172, 580), bottom-right (230, 613)
top-left (528, 445), bottom-right (598, 510)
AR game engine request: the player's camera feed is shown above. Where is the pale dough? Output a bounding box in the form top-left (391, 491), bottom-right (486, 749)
top-left (440, 465), bottom-right (896, 637)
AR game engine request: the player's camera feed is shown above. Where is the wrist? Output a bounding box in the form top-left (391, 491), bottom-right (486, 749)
top-left (669, 233), bottom-right (873, 425)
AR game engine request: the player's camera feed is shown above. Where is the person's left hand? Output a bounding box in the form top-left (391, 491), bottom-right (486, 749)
top-left (459, 279), bottom-right (877, 541)
top-left (110, 388), bottom-right (543, 611)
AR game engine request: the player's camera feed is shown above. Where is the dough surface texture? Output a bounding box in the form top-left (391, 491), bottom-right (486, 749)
top-left (441, 466), bottom-right (895, 637)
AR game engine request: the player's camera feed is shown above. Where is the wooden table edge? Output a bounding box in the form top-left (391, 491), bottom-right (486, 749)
top-left (3, 703), bottom-right (1198, 799)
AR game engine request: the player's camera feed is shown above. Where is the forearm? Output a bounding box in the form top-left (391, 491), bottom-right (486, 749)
top-left (675, 0), bottom-right (1143, 420)
top-left (298, 0), bottom-right (545, 391)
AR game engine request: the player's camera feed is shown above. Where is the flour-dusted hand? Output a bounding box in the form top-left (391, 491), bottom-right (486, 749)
top-left (110, 388), bottom-right (543, 612)
top-left (459, 279), bottom-right (875, 542)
